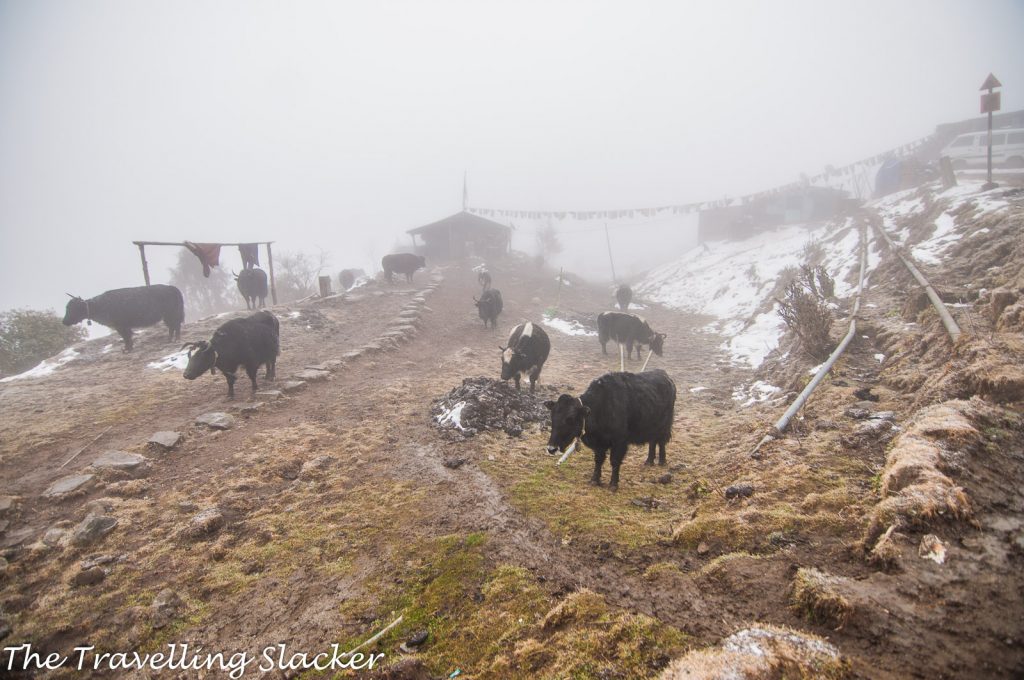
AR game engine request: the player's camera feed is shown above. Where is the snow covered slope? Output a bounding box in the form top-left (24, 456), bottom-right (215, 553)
top-left (638, 216), bottom-right (867, 369)
top-left (638, 179), bottom-right (1008, 380)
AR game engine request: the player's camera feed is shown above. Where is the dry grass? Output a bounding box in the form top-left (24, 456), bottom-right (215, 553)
top-left (790, 568), bottom-right (853, 630)
top-left (864, 401), bottom-right (984, 547)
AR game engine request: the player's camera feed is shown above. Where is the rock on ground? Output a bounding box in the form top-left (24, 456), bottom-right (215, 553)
top-left (195, 412), bottom-right (235, 430)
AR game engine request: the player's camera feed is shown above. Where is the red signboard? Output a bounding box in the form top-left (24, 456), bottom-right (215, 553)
top-left (981, 91), bottom-right (1001, 114)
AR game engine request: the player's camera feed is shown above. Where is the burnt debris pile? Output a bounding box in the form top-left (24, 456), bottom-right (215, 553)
top-left (432, 376), bottom-right (556, 438)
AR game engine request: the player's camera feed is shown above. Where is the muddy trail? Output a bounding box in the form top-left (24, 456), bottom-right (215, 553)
top-left (1, 199), bottom-right (1023, 679)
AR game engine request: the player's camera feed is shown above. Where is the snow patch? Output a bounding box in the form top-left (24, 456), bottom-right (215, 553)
top-left (912, 212), bottom-right (961, 264)
top-left (147, 348), bottom-right (190, 372)
top-left (435, 401), bottom-right (468, 431)
top-left (543, 313), bottom-right (596, 337)
top-left (733, 380), bottom-right (780, 408)
top-left (1, 347), bottom-right (80, 382)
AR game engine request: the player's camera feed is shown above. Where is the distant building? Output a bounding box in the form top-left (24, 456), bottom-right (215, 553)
top-left (698, 186), bottom-right (854, 243)
top-left (406, 211), bottom-right (512, 260)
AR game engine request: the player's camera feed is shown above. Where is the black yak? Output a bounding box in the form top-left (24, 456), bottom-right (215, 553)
top-left (381, 253), bottom-right (426, 284)
top-left (615, 284), bottom-right (633, 310)
top-left (474, 289), bottom-right (503, 329)
top-left (234, 268), bottom-right (268, 310)
top-left (63, 285), bottom-right (184, 352)
top-left (182, 311), bottom-right (279, 399)
top-left (545, 370), bottom-right (676, 490)
top-left (500, 322), bottom-right (550, 393)
top-left (597, 312), bottom-right (666, 360)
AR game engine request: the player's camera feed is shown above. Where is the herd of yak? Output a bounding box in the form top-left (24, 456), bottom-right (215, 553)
top-left (60, 253), bottom-right (675, 490)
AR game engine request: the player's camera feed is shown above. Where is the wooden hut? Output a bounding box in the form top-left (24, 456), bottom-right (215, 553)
top-left (407, 211), bottom-right (511, 260)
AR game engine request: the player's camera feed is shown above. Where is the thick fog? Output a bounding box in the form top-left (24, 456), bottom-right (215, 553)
top-left (1, 0), bottom-right (1022, 316)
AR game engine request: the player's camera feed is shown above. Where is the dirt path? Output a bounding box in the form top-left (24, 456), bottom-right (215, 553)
top-left (2, 236), bottom-right (1022, 678)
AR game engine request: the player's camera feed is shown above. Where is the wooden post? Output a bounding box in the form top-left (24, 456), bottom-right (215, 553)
top-left (137, 244), bottom-right (151, 285)
top-left (604, 222), bottom-right (617, 282)
top-left (318, 275), bottom-right (332, 298)
top-left (266, 242), bottom-right (278, 305)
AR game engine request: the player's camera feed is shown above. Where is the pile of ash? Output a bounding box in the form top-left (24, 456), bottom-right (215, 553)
top-left (432, 376), bottom-right (558, 438)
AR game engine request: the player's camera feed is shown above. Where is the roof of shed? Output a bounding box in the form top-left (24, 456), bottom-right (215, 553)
top-left (406, 211), bottom-right (511, 236)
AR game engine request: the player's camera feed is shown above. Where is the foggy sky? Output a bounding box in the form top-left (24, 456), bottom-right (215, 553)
top-left (1, 0), bottom-right (1022, 314)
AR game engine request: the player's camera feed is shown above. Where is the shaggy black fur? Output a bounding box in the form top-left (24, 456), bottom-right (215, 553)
top-left (63, 284), bottom-right (184, 352)
top-left (546, 369), bottom-right (676, 490)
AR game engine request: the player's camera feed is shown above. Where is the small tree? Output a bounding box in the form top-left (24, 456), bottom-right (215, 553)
top-left (168, 248), bottom-right (236, 319)
top-left (776, 267), bottom-right (835, 361)
top-left (535, 220), bottom-right (562, 263)
top-left (0, 309), bottom-right (87, 376)
top-left (275, 250), bottom-right (330, 302)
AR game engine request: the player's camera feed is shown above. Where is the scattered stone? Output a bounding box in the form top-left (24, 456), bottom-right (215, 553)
top-left (184, 508), bottom-right (224, 539)
top-left (341, 350), bottom-right (363, 360)
top-left (869, 411), bottom-right (896, 422)
top-left (855, 419), bottom-right (893, 437)
top-left (725, 483), bottom-right (755, 499)
top-left (919, 534), bottom-right (947, 564)
top-left (1, 528), bottom-right (35, 549)
top-left (42, 474), bottom-right (94, 498)
top-left (42, 528), bottom-right (67, 547)
top-left (696, 542), bottom-right (710, 555)
top-left (90, 451), bottom-right (148, 473)
top-left (238, 402), bottom-right (264, 414)
top-left (814, 419), bottom-right (840, 431)
top-left (71, 515), bottom-right (117, 547)
top-left (305, 361), bottom-right (340, 371)
top-left (657, 473), bottom-right (673, 484)
top-left (400, 630), bottom-right (430, 653)
top-left (443, 457), bottom-right (468, 470)
top-left (631, 497), bottom-right (661, 511)
top-left (195, 412), bottom-right (234, 430)
top-left (148, 431), bottom-right (182, 450)
top-left (255, 390), bottom-right (282, 400)
top-left (280, 380), bottom-right (308, 394)
top-left (299, 455), bottom-right (334, 478)
top-left (854, 400), bottom-right (879, 410)
top-left (293, 369), bottom-right (330, 382)
top-left (0, 496), bottom-right (13, 516)
top-left (72, 566), bottom-right (106, 587)
top-left (81, 554), bottom-right (120, 570)
top-left (151, 589), bottom-right (184, 629)
top-left (843, 407), bottom-right (870, 420)
top-left (853, 387), bottom-right (879, 402)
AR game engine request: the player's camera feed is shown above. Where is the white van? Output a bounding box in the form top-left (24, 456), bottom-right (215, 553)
top-left (941, 128), bottom-right (1024, 168)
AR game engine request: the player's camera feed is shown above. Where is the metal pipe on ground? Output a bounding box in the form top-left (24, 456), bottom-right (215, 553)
top-left (868, 214), bottom-right (962, 343)
top-left (750, 218), bottom-right (869, 457)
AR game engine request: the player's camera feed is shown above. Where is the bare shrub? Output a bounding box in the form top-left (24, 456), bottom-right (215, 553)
top-left (776, 267), bottom-right (835, 361)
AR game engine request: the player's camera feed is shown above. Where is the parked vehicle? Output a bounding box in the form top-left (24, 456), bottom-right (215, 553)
top-left (941, 128), bottom-right (1024, 169)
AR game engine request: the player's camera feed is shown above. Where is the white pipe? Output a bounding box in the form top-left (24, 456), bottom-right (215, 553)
top-left (641, 348), bottom-right (654, 372)
top-left (619, 343), bottom-right (624, 372)
top-left (751, 219), bottom-right (869, 456)
top-left (869, 216), bottom-right (961, 343)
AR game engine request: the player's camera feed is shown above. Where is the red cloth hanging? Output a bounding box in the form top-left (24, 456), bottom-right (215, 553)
top-left (184, 242), bottom-right (222, 277)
